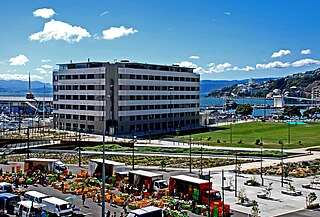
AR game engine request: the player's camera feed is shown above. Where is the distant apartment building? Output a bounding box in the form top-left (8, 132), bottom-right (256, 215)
top-left (306, 81), bottom-right (320, 99)
top-left (53, 60), bottom-right (200, 136)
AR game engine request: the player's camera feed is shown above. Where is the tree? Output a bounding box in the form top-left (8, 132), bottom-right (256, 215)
top-left (303, 108), bottom-right (320, 118)
top-left (235, 104), bottom-right (253, 116)
top-left (284, 106), bottom-right (301, 118)
top-left (306, 192), bottom-right (317, 207)
top-left (251, 200), bottom-right (261, 217)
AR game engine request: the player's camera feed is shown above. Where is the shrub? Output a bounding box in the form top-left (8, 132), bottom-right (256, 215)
top-left (255, 139), bottom-right (261, 145)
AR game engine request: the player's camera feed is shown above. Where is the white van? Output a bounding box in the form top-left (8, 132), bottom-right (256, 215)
top-left (0, 182), bottom-right (13, 193)
top-left (14, 200), bottom-right (45, 217)
top-left (24, 190), bottom-right (50, 203)
top-left (42, 197), bottom-right (72, 217)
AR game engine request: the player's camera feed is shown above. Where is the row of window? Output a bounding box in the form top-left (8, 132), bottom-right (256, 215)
top-left (119, 85), bottom-right (199, 91)
top-left (54, 85), bottom-right (199, 92)
top-left (54, 94), bottom-right (199, 101)
top-left (119, 103), bottom-right (199, 111)
top-left (57, 119), bottom-right (199, 133)
top-left (54, 103), bottom-right (199, 111)
top-left (55, 112), bottom-right (198, 121)
top-left (54, 85), bottom-right (105, 91)
top-left (119, 74), bottom-right (199, 82)
top-left (54, 74), bottom-right (104, 81)
top-left (54, 95), bottom-right (104, 101)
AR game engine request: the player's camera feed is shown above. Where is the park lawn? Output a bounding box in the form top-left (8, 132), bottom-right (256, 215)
top-left (180, 121), bottom-right (320, 149)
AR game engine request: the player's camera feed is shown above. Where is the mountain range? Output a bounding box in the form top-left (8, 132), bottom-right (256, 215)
top-left (0, 80), bottom-right (53, 96)
top-left (200, 78), bottom-right (276, 96)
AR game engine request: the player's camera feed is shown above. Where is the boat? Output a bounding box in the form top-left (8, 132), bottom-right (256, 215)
top-left (224, 99), bottom-right (239, 110)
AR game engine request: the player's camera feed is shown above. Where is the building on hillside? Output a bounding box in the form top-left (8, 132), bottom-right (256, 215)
top-left (53, 60), bottom-right (200, 136)
top-left (305, 81), bottom-right (320, 99)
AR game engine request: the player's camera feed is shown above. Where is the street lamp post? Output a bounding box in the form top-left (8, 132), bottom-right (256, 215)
top-left (189, 134), bottom-right (192, 173)
top-left (200, 146), bottom-right (203, 176)
top-left (169, 87), bottom-right (173, 133)
top-left (132, 135), bottom-right (136, 170)
top-left (281, 140), bottom-right (284, 187)
top-left (208, 170), bottom-right (211, 217)
top-left (78, 131), bottom-right (81, 167)
top-left (101, 96), bottom-right (106, 217)
top-left (287, 120), bottom-right (291, 145)
top-left (230, 122), bottom-right (232, 144)
top-left (260, 139), bottom-right (264, 186)
top-left (222, 169), bottom-right (225, 217)
top-left (27, 127), bottom-right (30, 159)
top-left (235, 150), bottom-right (238, 197)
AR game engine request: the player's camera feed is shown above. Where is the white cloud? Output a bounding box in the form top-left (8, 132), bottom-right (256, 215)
top-left (33, 8), bottom-right (56, 19)
top-left (102, 26), bottom-right (138, 40)
top-left (35, 68), bottom-right (49, 74)
top-left (271, 49), bottom-right (291, 58)
top-left (9, 54), bottom-right (29, 66)
top-left (41, 59), bottom-right (51, 63)
top-left (300, 49), bottom-right (311, 55)
top-left (224, 12), bottom-right (231, 15)
top-left (292, 58), bottom-right (320, 67)
top-left (232, 66), bottom-right (255, 71)
top-left (42, 64), bottom-right (52, 69)
top-left (100, 10), bottom-right (109, 16)
top-left (256, 61), bottom-right (290, 69)
top-left (176, 61), bottom-right (205, 74)
top-left (208, 62), bottom-right (232, 73)
top-left (189, 56), bottom-right (200, 59)
top-left (29, 19), bottom-right (91, 43)
top-left (0, 74), bottom-right (43, 81)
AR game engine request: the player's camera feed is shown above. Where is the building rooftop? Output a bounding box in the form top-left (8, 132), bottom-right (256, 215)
top-left (57, 60), bottom-right (194, 73)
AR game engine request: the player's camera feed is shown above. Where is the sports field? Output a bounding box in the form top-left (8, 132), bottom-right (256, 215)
top-left (181, 121), bottom-right (320, 149)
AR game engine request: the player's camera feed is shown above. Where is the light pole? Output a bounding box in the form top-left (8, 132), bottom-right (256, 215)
top-left (208, 170), bottom-right (211, 217)
top-left (287, 120), bottom-right (291, 145)
top-left (189, 134), bottom-right (192, 173)
top-left (169, 87), bottom-right (173, 133)
top-left (222, 169), bottom-right (225, 217)
top-left (280, 140), bottom-right (284, 187)
top-left (101, 95), bottom-right (106, 217)
top-left (200, 146), bottom-right (203, 176)
top-left (235, 150), bottom-right (238, 197)
top-left (27, 127), bottom-right (30, 159)
top-left (78, 130), bottom-right (81, 167)
top-left (132, 135), bottom-right (136, 170)
top-left (230, 122), bottom-right (232, 144)
top-left (260, 139), bottom-right (264, 186)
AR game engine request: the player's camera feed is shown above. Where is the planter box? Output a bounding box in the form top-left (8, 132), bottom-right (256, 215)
top-left (281, 190), bottom-right (302, 196)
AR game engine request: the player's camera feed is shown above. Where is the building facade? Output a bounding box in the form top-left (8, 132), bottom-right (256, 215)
top-left (53, 61), bottom-right (200, 136)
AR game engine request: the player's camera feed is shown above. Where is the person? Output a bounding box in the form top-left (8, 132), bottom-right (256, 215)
top-left (112, 211), bottom-right (117, 217)
top-left (97, 193), bottom-right (101, 205)
top-left (14, 176), bottom-right (19, 188)
top-left (110, 193), bottom-right (113, 206)
top-left (82, 184), bottom-right (85, 193)
top-left (0, 167), bottom-right (2, 176)
top-left (82, 193), bottom-right (86, 206)
top-left (61, 182), bottom-right (65, 192)
top-left (120, 212), bottom-right (125, 217)
top-left (106, 210), bottom-right (111, 217)
top-left (122, 199), bottom-right (127, 214)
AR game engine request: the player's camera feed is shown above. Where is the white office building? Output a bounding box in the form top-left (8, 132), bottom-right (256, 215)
top-left (53, 60), bottom-right (200, 136)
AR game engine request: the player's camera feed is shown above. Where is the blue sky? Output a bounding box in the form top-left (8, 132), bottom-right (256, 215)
top-left (0, 0), bottom-right (320, 83)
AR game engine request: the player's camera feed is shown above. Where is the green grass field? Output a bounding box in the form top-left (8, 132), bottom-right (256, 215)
top-left (180, 121), bottom-right (320, 149)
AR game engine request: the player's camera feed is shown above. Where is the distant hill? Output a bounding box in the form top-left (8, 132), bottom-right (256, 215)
top-left (0, 80), bottom-right (53, 96)
top-left (208, 68), bottom-right (320, 98)
top-left (200, 78), bottom-right (276, 96)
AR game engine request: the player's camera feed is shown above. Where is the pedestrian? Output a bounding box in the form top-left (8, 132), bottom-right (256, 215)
top-left (41, 209), bottom-right (47, 217)
top-left (14, 176), bottom-right (19, 188)
top-left (82, 184), bottom-right (85, 193)
top-left (0, 167), bottom-right (2, 176)
top-left (120, 181), bottom-right (124, 192)
top-left (97, 193), bottom-right (101, 205)
top-left (106, 210), bottom-right (111, 217)
top-left (82, 193), bottom-right (86, 206)
top-left (110, 193), bottom-right (113, 206)
top-left (120, 212), bottom-right (125, 217)
top-left (122, 199), bottom-right (127, 214)
top-left (61, 182), bottom-right (65, 192)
